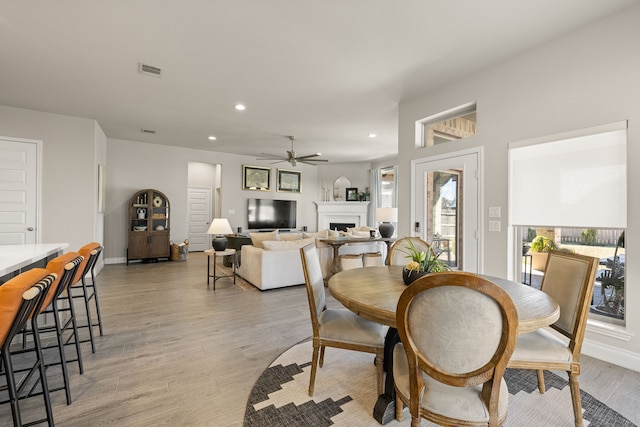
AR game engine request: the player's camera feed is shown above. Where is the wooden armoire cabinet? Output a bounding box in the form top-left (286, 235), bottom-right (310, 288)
top-left (127, 189), bottom-right (170, 263)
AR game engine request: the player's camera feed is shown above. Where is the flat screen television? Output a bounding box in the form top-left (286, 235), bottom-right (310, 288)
top-left (247, 199), bottom-right (297, 230)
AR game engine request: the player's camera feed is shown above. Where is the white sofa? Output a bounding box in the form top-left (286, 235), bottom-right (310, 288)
top-left (237, 230), bottom-right (387, 290)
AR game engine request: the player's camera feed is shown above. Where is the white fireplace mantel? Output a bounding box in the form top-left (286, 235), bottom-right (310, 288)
top-left (314, 201), bottom-right (370, 230)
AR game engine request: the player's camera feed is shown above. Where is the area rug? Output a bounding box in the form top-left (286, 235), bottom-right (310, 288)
top-left (244, 341), bottom-right (636, 427)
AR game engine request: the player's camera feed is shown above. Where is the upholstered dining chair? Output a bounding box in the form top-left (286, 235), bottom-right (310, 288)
top-left (69, 243), bottom-right (104, 353)
top-left (507, 251), bottom-right (599, 427)
top-left (1, 268), bottom-right (56, 427)
top-left (300, 243), bottom-right (385, 396)
top-left (387, 237), bottom-right (431, 267)
top-left (394, 272), bottom-right (518, 427)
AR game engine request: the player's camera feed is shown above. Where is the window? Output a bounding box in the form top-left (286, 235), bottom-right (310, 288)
top-left (509, 122), bottom-right (627, 324)
top-left (380, 166), bottom-right (396, 208)
top-left (416, 103), bottom-right (476, 148)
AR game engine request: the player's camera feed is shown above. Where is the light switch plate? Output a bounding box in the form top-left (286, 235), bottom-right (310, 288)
top-left (228, 209), bottom-right (236, 214)
top-left (488, 206), bottom-right (501, 218)
top-left (489, 220), bottom-right (501, 232)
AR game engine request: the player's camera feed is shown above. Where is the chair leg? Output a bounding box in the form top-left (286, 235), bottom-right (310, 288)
top-left (79, 278), bottom-right (97, 353)
top-left (51, 306), bottom-right (73, 405)
top-left (1, 349), bottom-right (22, 426)
top-left (32, 318), bottom-right (55, 426)
top-left (375, 348), bottom-right (384, 396)
top-left (395, 387), bottom-right (403, 421)
top-left (309, 342), bottom-right (320, 396)
top-left (89, 275), bottom-right (104, 337)
top-left (319, 345), bottom-right (325, 368)
top-left (569, 372), bottom-right (584, 427)
top-left (536, 369), bottom-right (546, 393)
top-left (64, 291), bottom-right (84, 374)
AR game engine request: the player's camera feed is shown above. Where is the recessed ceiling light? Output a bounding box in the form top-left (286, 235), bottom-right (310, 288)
top-left (368, 133), bottom-right (377, 138)
top-left (234, 104), bottom-right (246, 111)
top-left (208, 136), bottom-right (217, 141)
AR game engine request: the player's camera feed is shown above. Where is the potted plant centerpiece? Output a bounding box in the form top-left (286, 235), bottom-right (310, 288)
top-left (399, 239), bottom-right (451, 285)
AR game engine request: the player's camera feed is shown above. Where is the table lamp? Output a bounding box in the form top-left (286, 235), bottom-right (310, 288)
top-left (376, 207), bottom-right (397, 238)
top-left (207, 218), bottom-right (233, 251)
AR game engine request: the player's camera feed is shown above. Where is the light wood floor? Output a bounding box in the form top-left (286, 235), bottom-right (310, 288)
top-left (3, 252), bottom-right (639, 426)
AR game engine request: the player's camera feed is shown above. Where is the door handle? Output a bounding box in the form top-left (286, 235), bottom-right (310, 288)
top-left (27, 227), bottom-right (34, 231)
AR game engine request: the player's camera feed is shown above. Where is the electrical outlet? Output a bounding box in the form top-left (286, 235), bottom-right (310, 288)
top-left (488, 206), bottom-right (501, 218)
top-left (489, 220), bottom-right (501, 232)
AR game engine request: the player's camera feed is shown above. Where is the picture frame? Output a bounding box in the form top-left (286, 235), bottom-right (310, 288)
top-left (277, 169), bottom-right (301, 193)
top-left (243, 165), bottom-right (271, 191)
top-left (346, 187), bottom-right (359, 201)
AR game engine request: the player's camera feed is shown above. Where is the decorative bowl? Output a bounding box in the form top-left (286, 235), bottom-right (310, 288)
top-left (134, 226), bottom-right (147, 231)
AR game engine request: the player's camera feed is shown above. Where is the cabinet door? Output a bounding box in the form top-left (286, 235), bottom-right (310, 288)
top-left (128, 232), bottom-right (150, 260)
top-left (149, 232), bottom-right (170, 258)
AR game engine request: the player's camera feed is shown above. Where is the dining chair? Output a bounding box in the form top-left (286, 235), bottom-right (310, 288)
top-left (69, 243), bottom-right (104, 353)
top-left (387, 237), bottom-right (431, 266)
top-left (507, 251), bottom-right (599, 427)
top-left (1, 268), bottom-right (56, 427)
top-left (394, 271), bottom-right (518, 427)
top-left (300, 243), bottom-right (385, 396)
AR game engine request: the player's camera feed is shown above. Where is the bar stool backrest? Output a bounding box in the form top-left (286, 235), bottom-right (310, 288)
top-left (0, 268), bottom-right (50, 345)
top-left (73, 242), bottom-right (102, 285)
top-left (42, 252), bottom-right (83, 313)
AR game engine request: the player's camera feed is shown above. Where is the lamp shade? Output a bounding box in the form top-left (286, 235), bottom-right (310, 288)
top-left (207, 218), bottom-right (233, 235)
top-left (207, 218), bottom-right (233, 251)
top-left (376, 207), bottom-right (398, 223)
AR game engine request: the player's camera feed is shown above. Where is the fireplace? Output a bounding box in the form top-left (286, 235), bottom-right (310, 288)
top-left (329, 222), bottom-right (356, 232)
top-left (314, 202), bottom-right (370, 230)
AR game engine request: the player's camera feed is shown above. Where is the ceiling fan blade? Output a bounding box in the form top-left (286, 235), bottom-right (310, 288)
top-left (257, 153), bottom-right (287, 160)
top-left (296, 153), bottom-right (321, 160)
top-left (299, 159), bottom-right (328, 165)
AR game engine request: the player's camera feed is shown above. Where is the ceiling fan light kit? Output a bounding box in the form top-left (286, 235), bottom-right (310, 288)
top-left (257, 136), bottom-right (329, 167)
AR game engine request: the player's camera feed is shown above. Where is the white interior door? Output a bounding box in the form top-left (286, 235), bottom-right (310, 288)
top-left (0, 137), bottom-right (39, 245)
top-left (413, 148), bottom-right (481, 273)
top-left (187, 187), bottom-right (212, 251)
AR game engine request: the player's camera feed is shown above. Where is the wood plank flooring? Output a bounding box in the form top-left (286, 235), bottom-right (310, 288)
top-left (2, 252), bottom-right (639, 426)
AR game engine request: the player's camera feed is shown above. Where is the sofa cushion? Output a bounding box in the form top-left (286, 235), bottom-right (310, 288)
top-left (250, 230), bottom-right (278, 248)
top-left (303, 229), bottom-right (329, 239)
top-left (262, 237), bottom-right (315, 251)
top-left (278, 232), bottom-right (302, 241)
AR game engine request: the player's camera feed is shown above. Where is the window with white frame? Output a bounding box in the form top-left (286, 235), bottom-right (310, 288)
top-left (509, 121), bottom-right (627, 324)
top-left (416, 103), bottom-right (476, 148)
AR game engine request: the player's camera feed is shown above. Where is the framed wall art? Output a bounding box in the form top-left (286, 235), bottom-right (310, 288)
top-left (243, 165), bottom-right (271, 191)
top-left (277, 169), bottom-right (301, 193)
top-left (346, 187), bottom-right (359, 201)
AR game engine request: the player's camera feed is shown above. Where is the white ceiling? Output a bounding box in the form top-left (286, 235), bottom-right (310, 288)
top-left (0, 0), bottom-right (636, 163)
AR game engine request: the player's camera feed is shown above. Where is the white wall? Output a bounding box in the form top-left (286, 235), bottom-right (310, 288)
top-left (397, 4), bottom-right (640, 369)
top-left (105, 139), bottom-right (321, 262)
top-left (0, 105), bottom-right (104, 254)
top-left (317, 163), bottom-right (371, 201)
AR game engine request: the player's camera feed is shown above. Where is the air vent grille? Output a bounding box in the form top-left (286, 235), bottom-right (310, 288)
top-left (138, 63), bottom-right (162, 77)
top-left (140, 129), bottom-right (156, 135)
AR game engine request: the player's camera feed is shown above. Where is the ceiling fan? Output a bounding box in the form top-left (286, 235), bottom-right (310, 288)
top-left (257, 136), bottom-right (329, 166)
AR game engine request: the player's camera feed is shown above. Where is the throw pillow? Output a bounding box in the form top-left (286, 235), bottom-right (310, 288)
top-left (262, 237), bottom-right (315, 251)
top-left (250, 230), bottom-right (278, 249)
top-left (278, 232), bottom-right (302, 241)
top-left (303, 229), bottom-right (329, 239)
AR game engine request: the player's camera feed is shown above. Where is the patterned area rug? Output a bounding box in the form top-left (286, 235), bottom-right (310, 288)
top-left (244, 341), bottom-right (636, 427)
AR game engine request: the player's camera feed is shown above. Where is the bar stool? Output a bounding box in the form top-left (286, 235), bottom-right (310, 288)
top-left (16, 253), bottom-right (84, 405)
top-left (69, 243), bottom-right (104, 353)
top-left (1, 268), bottom-right (56, 427)
top-left (363, 252), bottom-right (384, 267)
top-left (340, 253), bottom-right (363, 270)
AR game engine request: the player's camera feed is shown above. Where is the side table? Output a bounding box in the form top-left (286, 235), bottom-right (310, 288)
top-left (205, 248), bottom-right (236, 290)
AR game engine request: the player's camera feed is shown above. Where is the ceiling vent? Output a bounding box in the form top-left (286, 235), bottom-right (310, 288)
top-left (140, 129), bottom-right (156, 135)
top-left (138, 62), bottom-right (162, 78)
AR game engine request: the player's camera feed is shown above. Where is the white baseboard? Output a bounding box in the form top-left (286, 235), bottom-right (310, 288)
top-left (105, 257), bottom-right (127, 264)
top-left (582, 339), bottom-right (640, 372)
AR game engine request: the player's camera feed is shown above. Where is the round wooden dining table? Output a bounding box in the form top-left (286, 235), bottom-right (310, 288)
top-left (328, 266), bottom-right (560, 424)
